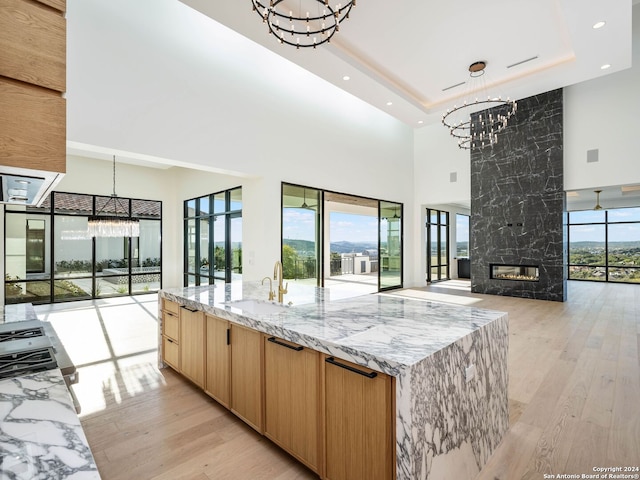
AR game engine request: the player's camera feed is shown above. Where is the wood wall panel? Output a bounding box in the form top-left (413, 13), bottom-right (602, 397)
top-left (0, 78), bottom-right (66, 173)
top-left (0, 0), bottom-right (66, 92)
top-left (35, 0), bottom-right (66, 13)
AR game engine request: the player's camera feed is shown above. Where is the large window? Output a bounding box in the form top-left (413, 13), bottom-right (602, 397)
top-left (568, 207), bottom-right (640, 283)
top-left (282, 184), bottom-right (320, 284)
top-left (456, 214), bottom-right (470, 258)
top-left (281, 183), bottom-right (402, 291)
top-left (4, 192), bottom-right (162, 304)
top-left (426, 209), bottom-right (449, 282)
top-left (184, 187), bottom-right (242, 286)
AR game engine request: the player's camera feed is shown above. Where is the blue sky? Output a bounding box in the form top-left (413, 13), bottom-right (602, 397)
top-left (570, 207), bottom-right (640, 242)
top-left (330, 212), bottom-right (378, 243)
top-left (282, 209), bottom-right (378, 243)
top-left (282, 207), bottom-right (640, 244)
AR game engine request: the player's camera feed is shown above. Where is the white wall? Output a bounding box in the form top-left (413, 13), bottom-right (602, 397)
top-left (412, 124), bottom-right (471, 285)
top-left (563, 5), bottom-right (640, 192)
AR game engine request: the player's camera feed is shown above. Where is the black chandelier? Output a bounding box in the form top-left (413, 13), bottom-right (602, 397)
top-left (442, 61), bottom-right (517, 150)
top-left (250, 0), bottom-right (355, 49)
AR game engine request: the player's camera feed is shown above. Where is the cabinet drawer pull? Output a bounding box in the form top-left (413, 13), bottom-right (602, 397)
top-left (180, 306), bottom-right (198, 312)
top-left (166, 338), bottom-right (175, 344)
top-left (326, 357), bottom-right (377, 378)
top-left (226, 328), bottom-right (230, 346)
top-left (267, 336), bottom-right (303, 351)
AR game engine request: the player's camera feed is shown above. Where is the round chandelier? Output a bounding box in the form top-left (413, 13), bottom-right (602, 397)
top-left (250, 0), bottom-right (355, 49)
top-left (442, 61), bottom-right (517, 150)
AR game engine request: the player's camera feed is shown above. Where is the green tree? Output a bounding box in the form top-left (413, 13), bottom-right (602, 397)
top-left (283, 245), bottom-right (298, 279)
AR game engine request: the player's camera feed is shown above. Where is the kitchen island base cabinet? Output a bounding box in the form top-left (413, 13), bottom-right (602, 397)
top-left (230, 324), bottom-right (264, 433)
top-left (161, 300), bottom-right (180, 371)
top-left (162, 336), bottom-right (179, 370)
top-left (264, 336), bottom-right (321, 474)
top-left (179, 306), bottom-right (205, 389)
top-left (324, 356), bottom-right (394, 480)
top-left (205, 314), bottom-right (230, 408)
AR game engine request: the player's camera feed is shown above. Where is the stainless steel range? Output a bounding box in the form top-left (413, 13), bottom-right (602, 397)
top-left (0, 319), bottom-right (80, 412)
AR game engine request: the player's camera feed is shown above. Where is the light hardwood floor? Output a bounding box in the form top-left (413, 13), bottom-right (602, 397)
top-left (36, 281), bottom-right (640, 479)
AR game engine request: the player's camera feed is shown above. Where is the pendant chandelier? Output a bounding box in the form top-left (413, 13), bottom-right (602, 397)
top-left (87, 156), bottom-right (140, 237)
top-left (442, 61), bottom-right (517, 150)
top-left (250, 0), bottom-right (355, 49)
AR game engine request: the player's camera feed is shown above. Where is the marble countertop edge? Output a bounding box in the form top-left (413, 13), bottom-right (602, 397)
top-left (159, 283), bottom-right (508, 374)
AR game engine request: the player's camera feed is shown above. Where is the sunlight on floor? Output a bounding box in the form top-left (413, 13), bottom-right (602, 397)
top-left (35, 294), bottom-right (166, 417)
top-left (31, 282), bottom-right (480, 416)
top-left (385, 280), bottom-right (483, 306)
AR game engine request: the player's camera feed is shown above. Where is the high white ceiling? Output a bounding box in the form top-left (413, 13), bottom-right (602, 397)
top-left (180, 0), bottom-right (634, 127)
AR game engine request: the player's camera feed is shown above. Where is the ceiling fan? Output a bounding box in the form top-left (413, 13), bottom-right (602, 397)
top-left (593, 189), bottom-right (603, 211)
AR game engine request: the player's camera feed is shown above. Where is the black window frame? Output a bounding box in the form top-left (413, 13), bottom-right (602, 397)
top-left (183, 187), bottom-right (242, 286)
top-left (568, 207), bottom-right (640, 284)
top-left (4, 191), bottom-right (162, 305)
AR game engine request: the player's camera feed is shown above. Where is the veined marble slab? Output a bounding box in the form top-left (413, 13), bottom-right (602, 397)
top-left (0, 303), bottom-right (38, 324)
top-left (0, 369), bottom-right (100, 479)
top-left (160, 282), bottom-right (506, 373)
top-left (159, 281), bottom-right (509, 480)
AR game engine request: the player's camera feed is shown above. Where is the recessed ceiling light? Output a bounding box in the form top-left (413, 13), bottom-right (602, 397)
top-left (593, 21), bottom-right (606, 29)
top-left (386, 101), bottom-right (393, 106)
top-left (417, 120), bottom-right (424, 124)
top-left (601, 64), bottom-right (611, 70)
top-left (342, 75), bottom-right (350, 81)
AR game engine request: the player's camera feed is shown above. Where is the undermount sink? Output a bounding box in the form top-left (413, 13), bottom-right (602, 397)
top-left (224, 299), bottom-right (289, 315)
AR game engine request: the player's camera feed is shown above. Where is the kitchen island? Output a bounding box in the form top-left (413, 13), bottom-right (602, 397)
top-left (0, 304), bottom-right (100, 479)
top-left (158, 282), bottom-right (509, 480)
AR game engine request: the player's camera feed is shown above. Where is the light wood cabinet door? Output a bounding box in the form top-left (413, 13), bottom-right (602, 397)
top-left (0, 78), bottom-right (65, 173)
top-left (162, 311), bottom-right (179, 342)
top-left (162, 336), bottom-right (179, 371)
top-left (0, 0), bottom-right (66, 92)
top-left (163, 299), bottom-right (180, 316)
top-left (35, 0), bottom-right (66, 13)
top-left (230, 324), bottom-right (263, 432)
top-left (179, 307), bottom-right (205, 388)
top-left (324, 356), bottom-right (393, 480)
top-left (264, 336), bottom-right (320, 473)
top-left (205, 315), bottom-right (231, 408)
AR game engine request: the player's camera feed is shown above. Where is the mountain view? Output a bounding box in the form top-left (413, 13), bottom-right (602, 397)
top-left (283, 239), bottom-right (382, 254)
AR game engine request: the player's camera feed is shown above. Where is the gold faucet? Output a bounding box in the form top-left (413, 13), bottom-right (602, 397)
top-left (261, 276), bottom-right (275, 301)
top-left (273, 260), bottom-right (288, 303)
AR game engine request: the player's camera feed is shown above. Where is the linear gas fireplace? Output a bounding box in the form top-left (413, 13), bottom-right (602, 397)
top-left (490, 264), bottom-right (539, 282)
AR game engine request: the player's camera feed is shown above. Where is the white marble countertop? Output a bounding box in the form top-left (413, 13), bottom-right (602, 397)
top-left (0, 369), bottom-right (100, 479)
top-left (160, 281), bottom-right (507, 375)
top-left (0, 304), bottom-right (39, 325)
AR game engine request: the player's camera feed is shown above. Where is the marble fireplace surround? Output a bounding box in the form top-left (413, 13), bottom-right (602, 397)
top-left (470, 89), bottom-right (567, 302)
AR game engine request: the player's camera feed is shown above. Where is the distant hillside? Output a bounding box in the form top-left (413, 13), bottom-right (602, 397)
top-left (330, 241), bottom-right (378, 254)
top-left (283, 239), bottom-right (380, 254)
top-left (571, 241), bottom-right (639, 249)
top-left (283, 239), bottom-right (315, 254)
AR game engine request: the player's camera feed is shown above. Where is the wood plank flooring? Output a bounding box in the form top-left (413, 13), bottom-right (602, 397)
top-left (35, 281), bottom-right (640, 479)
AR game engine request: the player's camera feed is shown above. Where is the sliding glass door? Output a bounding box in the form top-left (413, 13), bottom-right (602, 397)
top-left (426, 208), bottom-right (449, 282)
top-left (281, 183), bottom-right (403, 292)
top-left (379, 201), bottom-right (402, 290)
top-left (281, 184), bottom-right (321, 285)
